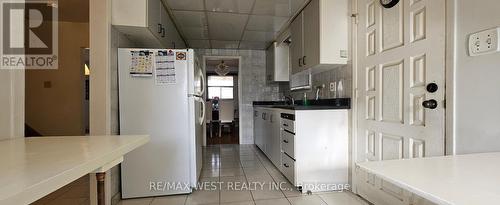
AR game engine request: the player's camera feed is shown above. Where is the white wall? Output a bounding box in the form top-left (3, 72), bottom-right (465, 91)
top-left (0, 69), bottom-right (24, 139)
top-left (452, 0), bottom-right (500, 154)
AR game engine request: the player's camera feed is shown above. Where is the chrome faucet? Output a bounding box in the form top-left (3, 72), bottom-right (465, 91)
top-left (315, 84), bottom-right (325, 100)
top-left (285, 95), bottom-right (295, 105)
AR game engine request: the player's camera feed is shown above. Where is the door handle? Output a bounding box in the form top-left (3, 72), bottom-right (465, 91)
top-left (302, 56), bottom-right (306, 65)
top-left (194, 97), bottom-right (205, 125)
top-left (422, 99), bottom-right (438, 109)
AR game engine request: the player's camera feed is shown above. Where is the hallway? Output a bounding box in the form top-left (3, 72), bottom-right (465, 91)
top-left (118, 145), bottom-right (367, 205)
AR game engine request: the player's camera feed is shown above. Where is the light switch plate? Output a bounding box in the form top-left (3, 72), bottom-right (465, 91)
top-left (468, 27), bottom-right (500, 56)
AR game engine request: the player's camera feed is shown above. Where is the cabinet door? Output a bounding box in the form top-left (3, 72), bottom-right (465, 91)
top-left (264, 110), bottom-right (273, 157)
top-left (160, 6), bottom-right (178, 48)
top-left (253, 109), bottom-right (260, 146)
top-left (260, 112), bottom-right (266, 152)
top-left (254, 109), bottom-right (264, 151)
top-left (264, 111), bottom-right (271, 155)
top-left (159, 1), bottom-right (170, 46)
top-left (266, 44), bottom-right (275, 82)
top-left (147, 0), bottom-right (162, 40)
top-left (302, 0), bottom-right (320, 69)
top-left (271, 110), bottom-right (282, 167)
top-left (290, 13), bottom-right (303, 74)
top-left (275, 42), bottom-right (290, 82)
top-left (268, 111), bottom-right (276, 161)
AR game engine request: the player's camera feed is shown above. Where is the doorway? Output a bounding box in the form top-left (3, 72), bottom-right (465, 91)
top-left (82, 48), bottom-right (90, 135)
top-left (204, 57), bottom-right (240, 145)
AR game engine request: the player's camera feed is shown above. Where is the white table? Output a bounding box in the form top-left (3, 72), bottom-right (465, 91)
top-left (357, 152), bottom-right (500, 205)
top-left (0, 135), bottom-right (149, 205)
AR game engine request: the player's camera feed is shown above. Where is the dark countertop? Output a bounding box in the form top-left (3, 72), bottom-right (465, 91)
top-left (253, 98), bottom-right (351, 110)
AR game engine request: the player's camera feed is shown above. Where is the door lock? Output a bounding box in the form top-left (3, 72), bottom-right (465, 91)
top-left (422, 99), bottom-right (438, 109)
top-left (426, 83), bottom-right (438, 93)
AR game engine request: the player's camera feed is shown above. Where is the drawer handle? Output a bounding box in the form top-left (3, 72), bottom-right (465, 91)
top-left (283, 163), bottom-right (290, 168)
top-left (282, 124), bottom-right (288, 127)
top-left (283, 140), bottom-right (289, 143)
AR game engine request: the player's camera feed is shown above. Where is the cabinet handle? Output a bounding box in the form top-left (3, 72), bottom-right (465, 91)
top-left (161, 27), bottom-right (166, 37)
top-left (282, 123), bottom-right (288, 127)
top-left (283, 140), bottom-right (289, 143)
top-left (157, 24), bottom-right (162, 33)
top-left (298, 58), bottom-right (302, 67)
top-left (284, 163), bottom-right (290, 168)
top-left (302, 56), bottom-right (306, 65)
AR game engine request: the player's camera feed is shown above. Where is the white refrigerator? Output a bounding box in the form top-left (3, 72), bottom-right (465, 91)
top-left (118, 49), bottom-right (205, 198)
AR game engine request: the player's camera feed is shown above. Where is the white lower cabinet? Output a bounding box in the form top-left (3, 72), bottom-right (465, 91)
top-left (254, 108), bottom-right (282, 167)
top-left (253, 107), bottom-right (349, 193)
top-left (281, 153), bottom-right (296, 184)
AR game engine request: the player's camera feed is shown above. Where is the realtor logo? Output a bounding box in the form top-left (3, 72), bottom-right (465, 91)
top-left (1, 0), bottom-right (58, 69)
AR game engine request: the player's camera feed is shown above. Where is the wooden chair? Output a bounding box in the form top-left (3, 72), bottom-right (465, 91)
top-left (218, 100), bottom-right (234, 137)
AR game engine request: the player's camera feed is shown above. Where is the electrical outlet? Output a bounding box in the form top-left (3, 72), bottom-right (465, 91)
top-left (468, 27), bottom-right (500, 56)
top-left (330, 82), bottom-right (336, 92)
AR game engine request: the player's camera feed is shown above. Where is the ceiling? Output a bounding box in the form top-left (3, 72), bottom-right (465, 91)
top-left (162, 0), bottom-right (307, 50)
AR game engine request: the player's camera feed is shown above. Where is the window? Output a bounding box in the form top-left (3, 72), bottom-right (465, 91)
top-left (208, 76), bottom-right (234, 99)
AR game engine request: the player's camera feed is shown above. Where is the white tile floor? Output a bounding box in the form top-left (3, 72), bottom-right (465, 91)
top-left (118, 144), bottom-right (368, 205)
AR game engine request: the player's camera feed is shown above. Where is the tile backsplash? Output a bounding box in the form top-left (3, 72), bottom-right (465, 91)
top-left (283, 64), bottom-right (352, 100)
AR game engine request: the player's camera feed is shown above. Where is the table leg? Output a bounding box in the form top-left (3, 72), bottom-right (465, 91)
top-left (96, 172), bottom-right (105, 205)
top-left (219, 123), bottom-right (222, 138)
top-left (210, 122), bottom-right (213, 138)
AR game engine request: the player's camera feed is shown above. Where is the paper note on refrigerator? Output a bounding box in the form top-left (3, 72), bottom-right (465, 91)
top-left (155, 50), bottom-right (176, 85)
top-left (129, 50), bottom-right (153, 77)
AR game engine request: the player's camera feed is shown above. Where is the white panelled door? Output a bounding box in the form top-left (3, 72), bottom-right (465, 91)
top-left (354, 0), bottom-right (445, 204)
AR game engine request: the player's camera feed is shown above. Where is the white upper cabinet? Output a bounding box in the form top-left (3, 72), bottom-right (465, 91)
top-left (290, 12), bottom-right (304, 74)
top-left (266, 41), bottom-right (290, 82)
top-left (112, 0), bottom-right (186, 48)
top-left (290, 0), bottom-right (348, 74)
top-left (160, 4), bottom-right (184, 48)
top-left (148, 0), bottom-right (162, 40)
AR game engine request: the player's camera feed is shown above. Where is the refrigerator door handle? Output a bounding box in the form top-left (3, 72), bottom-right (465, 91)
top-left (199, 71), bottom-right (206, 96)
top-left (195, 97), bottom-right (205, 125)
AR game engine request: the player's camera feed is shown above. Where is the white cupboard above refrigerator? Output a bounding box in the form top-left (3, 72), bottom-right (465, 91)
top-left (112, 0), bottom-right (186, 48)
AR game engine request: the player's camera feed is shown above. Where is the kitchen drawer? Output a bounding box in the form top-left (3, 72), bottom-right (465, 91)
top-left (281, 118), bottom-right (295, 133)
top-left (281, 130), bottom-right (295, 159)
top-left (281, 153), bottom-right (295, 185)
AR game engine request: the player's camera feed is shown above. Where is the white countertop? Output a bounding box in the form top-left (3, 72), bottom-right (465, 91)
top-left (357, 152), bottom-right (500, 205)
top-left (0, 135), bottom-right (149, 205)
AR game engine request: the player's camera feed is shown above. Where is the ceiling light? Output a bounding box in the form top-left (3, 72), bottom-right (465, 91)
top-left (215, 60), bottom-right (229, 76)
